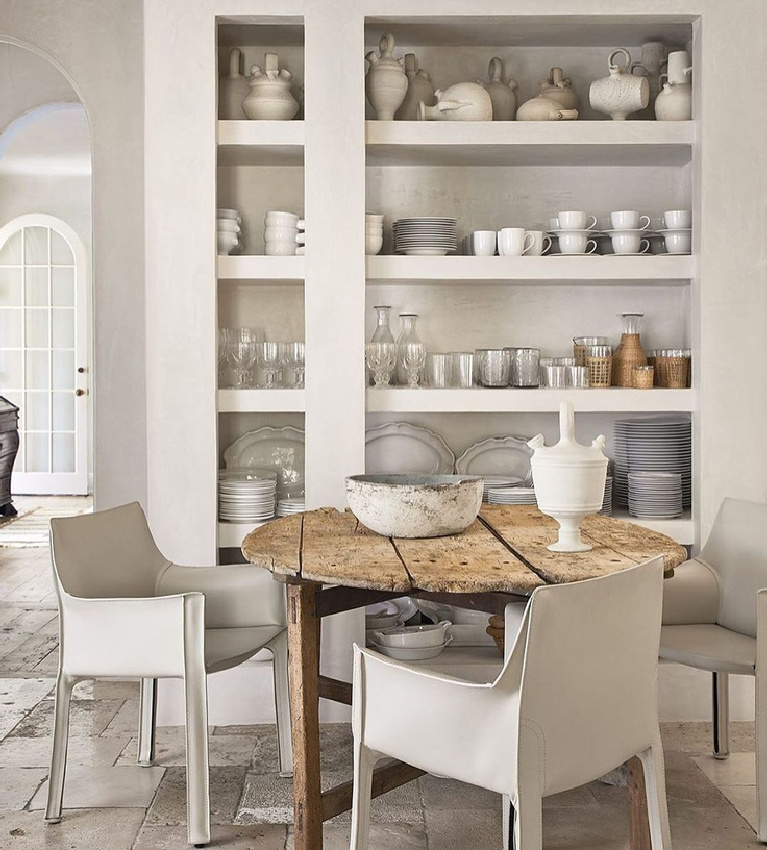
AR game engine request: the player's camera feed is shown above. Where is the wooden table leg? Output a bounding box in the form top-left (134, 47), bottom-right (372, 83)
top-left (627, 756), bottom-right (651, 850)
top-left (288, 582), bottom-right (323, 850)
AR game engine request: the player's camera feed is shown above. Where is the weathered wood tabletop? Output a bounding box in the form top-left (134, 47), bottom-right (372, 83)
top-left (242, 504), bottom-right (687, 850)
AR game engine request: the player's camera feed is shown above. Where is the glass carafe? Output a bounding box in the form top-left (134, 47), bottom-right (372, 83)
top-left (396, 313), bottom-right (424, 385)
top-left (612, 312), bottom-right (647, 387)
top-left (368, 306), bottom-right (394, 385)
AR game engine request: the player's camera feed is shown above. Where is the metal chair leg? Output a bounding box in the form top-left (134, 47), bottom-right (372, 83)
top-left (45, 671), bottom-right (75, 823)
top-left (713, 671), bottom-right (730, 759)
top-left (138, 678), bottom-right (158, 766)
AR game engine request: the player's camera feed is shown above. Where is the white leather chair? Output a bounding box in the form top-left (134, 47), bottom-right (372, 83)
top-left (660, 496), bottom-right (767, 841)
top-left (350, 558), bottom-right (670, 850)
top-left (44, 502), bottom-right (292, 847)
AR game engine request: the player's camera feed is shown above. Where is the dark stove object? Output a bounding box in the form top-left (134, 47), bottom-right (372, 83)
top-left (0, 397), bottom-right (19, 517)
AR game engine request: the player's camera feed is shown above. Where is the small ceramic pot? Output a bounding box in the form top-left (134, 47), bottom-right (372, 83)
top-left (219, 48), bottom-right (250, 119)
top-left (589, 48), bottom-right (649, 121)
top-left (655, 81), bottom-right (692, 121)
top-left (242, 53), bottom-right (299, 121)
top-left (477, 57), bottom-right (518, 120)
top-left (418, 82), bottom-right (492, 121)
top-left (516, 94), bottom-right (578, 121)
top-left (366, 33), bottom-right (408, 120)
top-left (395, 53), bottom-right (435, 120)
top-left (538, 67), bottom-right (578, 111)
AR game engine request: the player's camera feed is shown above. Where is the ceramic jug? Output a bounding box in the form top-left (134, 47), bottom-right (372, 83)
top-left (589, 48), bottom-right (649, 120)
top-left (365, 33), bottom-right (407, 120)
top-left (630, 42), bottom-right (666, 119)
top-left (528, 402), bottom-right (608, 553)
top-left (395, 53), bottom-right (435, 120)
top-left (242, 53), bottom-right (299, 121)
top-left (538, 67), bottom-right (578, 111)
top-left (655, 78), bottom-right (692, 120)
top-left (219, 48), bottom-right (251, 119)
top-left (477, 57), bottom-right (517, 120)
top-left (666, 50), bottom-right (692, 84)
top-left (417, 82), bottom-right (492, 121)
top-left (516, 94), bottom-right (578, 121)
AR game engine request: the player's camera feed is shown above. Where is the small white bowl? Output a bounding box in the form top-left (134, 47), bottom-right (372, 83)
top-left (217, 208), bottom-right (240, 220)
top-left (370, 638), bottom-right (452, 661)
top-left (372, 621), bottom-right (451, 649)
top-left (217, 220), bottom-right (241, 233)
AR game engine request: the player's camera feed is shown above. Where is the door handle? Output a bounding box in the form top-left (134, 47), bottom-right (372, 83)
top-left (75, 389), bottom-right (88, 397)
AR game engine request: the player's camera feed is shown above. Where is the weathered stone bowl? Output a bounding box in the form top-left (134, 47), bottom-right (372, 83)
top-left (345, 474), bottom-right (483, 538)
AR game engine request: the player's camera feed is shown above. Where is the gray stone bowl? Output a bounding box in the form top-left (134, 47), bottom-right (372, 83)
top-left (345, 474), bottom-right (483, 538)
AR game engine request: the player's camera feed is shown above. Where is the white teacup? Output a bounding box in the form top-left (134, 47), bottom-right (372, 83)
top-left (663, 209), bottom-right (691, 229)
top-left (365, 234), bottom-right (383, 256)
top-left (610, 210), bottom-right (651, 230)
top-left (610, 232), bottom-right (651, 254)
top-left (498, 228), bottom-right (535, 256)
top-left (217, 219), bottom-right (241, 233)
top-left (265, 211), bottom-right (304, 228)
top-left (525, 230), bottom-right (552, 256)
top-left (558, 232), bottom-right (598, 255)
top-left (265, 242), bottom-right (298, 256)
top-left (217, 231), bottom-right (239, 254)
top-left (557, 210), bottom-right (597, 230)
top-left (264, 227), bottom-right (304, 244)
top-left (472, 230), bottom-right (497, 257)
top-left (663, 230), bottom-right (692, 254)
top-left (217, 209), bottom-right (241, 221)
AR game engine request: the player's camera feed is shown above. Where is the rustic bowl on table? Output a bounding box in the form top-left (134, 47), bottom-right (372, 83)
top-left (345, 474), bottom-right (483, 538)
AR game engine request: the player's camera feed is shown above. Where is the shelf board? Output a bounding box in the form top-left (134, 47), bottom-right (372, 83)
top-left (218, 519), bottom-right (271, 549)
top-left (366, 388), bottom-right (695, 414)
top-left (366, 121), bottom-right (694, 167)
top-left (218, 389), bottom-right (305, 413)
top-left (217, 255), bottom-right (304, 282)
top-left (217, 120), bottom-right (304, 166)
top-left (612, 509), bottom-right (695, 546)
top-left (366, 254), bottom-right (694, 284)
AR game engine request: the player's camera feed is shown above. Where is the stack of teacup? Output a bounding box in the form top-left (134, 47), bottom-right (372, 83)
top-left (366, 212), bottom-right (383, 255)
top-left (658, 209), bottom-right (691, 254)
top-left (217, 208), bottom-right (242, 255)
top-left (548, 210), bottom-right (599, 255)
top-left (603, 209), bottom-right (652, 255)
top-left (264, 210), bottom-right (305, 256)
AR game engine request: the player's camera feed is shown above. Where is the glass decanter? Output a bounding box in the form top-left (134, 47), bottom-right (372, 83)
top-left (369, 305), bottom-right (394, 385)
top-left (612, 313), bottom-right (647, 387)
top-left (396, 313), bottom-right (425, 385)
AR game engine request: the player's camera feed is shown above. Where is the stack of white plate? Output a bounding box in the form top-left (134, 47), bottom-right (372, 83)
top-left (480, 475), bottom-right (523, 502)
top-left (487, 486), bottom-right (537, 506)
top-left (599, 475), bottom-right (613, 516)
top-left (393, 218), bottom-right (457, 256)
top-left (276, 497), bottom-right (305, 517)
top-left (613, 418), bottom-right (691, 508)
top-left (218, 469), bottom-right (277, 523)
top-left (628, 472), bottom-right (683, 519)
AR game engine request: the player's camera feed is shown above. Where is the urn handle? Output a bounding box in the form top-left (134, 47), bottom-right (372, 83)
top-left (488, 56), bottom-right (503, 82)
top-left (228, 47), bottom-right (243, 78)
top-left (404, 53), bottom-right (417, 75)
top-left (608, 48), bottom-right (632, 71)
top-left (559, 401), bottom-right (575, 443)
top-left (379, 33), bottom-right (396, 57)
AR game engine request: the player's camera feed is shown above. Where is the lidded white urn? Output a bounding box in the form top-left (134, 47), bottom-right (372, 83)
top-left (528, 402), bottom-right (608, 553)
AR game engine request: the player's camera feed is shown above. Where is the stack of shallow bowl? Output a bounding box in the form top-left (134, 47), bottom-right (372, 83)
top-left (369, 621), bottom-right (452, 661)
top-left (276, 497), bottom-right (305, 517)
top-left (217, 208), bottom-right (243, 255)
top-left (365, 212), bottom-right (383, 255)
top-left (393, 218), bottom-right (457, 256)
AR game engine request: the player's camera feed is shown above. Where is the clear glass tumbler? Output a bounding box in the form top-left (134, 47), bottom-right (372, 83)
top-left (450, 352), bottom-right (475, 388)
top-left (427, 353), bottom-right (452, 388)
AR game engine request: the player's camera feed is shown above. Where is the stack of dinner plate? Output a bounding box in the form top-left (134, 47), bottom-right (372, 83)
top-left (480, 476), bottom-right (523, 502)
top-left (392, 218), bottom-right (457, 256)
top-left (628, 472), bottom-right (683, 519)
top-left (599, 475), bottom-right (613, 516)
top-left (613, 417), bottom-right (691, 508)
top-left (487, 486), bottom-right (537, 506)
top-left (276, 497), bottom-right (305, 518)
top-left (218, 469), bottom-right (277, 523)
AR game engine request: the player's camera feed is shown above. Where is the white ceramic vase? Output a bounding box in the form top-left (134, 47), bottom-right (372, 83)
top-left (365, 33), bottom-right (408, 120)
top-left (477, 57), bottom-right (517, 120)
top-left (589, 48), bottom-right (649, 121)
top-left (655, 81), bottom-right (692, 120)
top-left (528, 402), bottom-right (608, 552)
top-left (219, 48), bottom-right (250, 119)
top-left (242, 53), bottom-right (299, 120)
top-left (417, 82), bottom-right (493, 121)
top-left (395, 53), bottom-right (435, 120)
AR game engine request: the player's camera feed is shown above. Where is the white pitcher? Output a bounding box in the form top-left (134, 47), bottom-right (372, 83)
top-left (477, 57), bottom-right (518, 121)
top-left (589, 48), bottom-right (649, 121)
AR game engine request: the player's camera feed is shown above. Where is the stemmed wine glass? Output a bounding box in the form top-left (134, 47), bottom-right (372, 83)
top-left (285, 342), bottom-right (305, 389)
top-left (259, 342), bottom-right (286, 389)
top-left (401, 342), bottom-right (426, 389)
top-left (365, 342), bottom-right (397, 387)
top-left (226, 327), bottom-right (263, 389)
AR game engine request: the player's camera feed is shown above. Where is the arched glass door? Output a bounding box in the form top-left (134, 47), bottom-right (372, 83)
top-left (0, 215), bottom-right (88, 494)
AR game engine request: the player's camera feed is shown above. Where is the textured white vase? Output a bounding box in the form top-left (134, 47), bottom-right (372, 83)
top-left (528, 402), bottom-right (608, 552)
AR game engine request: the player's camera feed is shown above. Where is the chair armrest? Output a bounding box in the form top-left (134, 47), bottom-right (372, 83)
top-left (662, 558), bottom-right (719, 625)
top-left (156, 564), bottom-right (286, 629)
top-left (59, 592), bottom-right (203, 678)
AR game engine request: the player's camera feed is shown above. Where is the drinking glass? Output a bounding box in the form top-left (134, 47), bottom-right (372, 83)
top-left (365, 342), bottom-right (397, 387)
top-left (450, 352), bottom-right (475, 388)
top-left (507, 347), bottom-right (540, 388)
top-left (401, 342), bottom-right (427, 388)
top-left (218, 328), bottom-right (231, 387)
top-left (226, 327), bottom-right (262, 389)
top-left (427, 353), bottom-right (452, 388)
top-left (258, 342), bottom-right (285, 389)
top-left (285, 342), bottom-right (305, 388)
top-left (476, 349), bottom-right (510, 387)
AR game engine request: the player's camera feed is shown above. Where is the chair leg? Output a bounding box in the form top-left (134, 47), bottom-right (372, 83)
top-left (138, 678), bottom-right (158, 766)
top-left (712, 671), bottom-right (730, 759)
top-left (512, 789), bottom-right (542, 850)
top-left (350, 742), bottom-right (378, 850)
top-left (44, 671), bottom-right (75, 823)
top-left (756, 669), bottom-right (767, 842)
top-left (638, 740), bottom-right (672, 850)
top-left (267, 633), bottom-right (293, 777)
top-left (503, 796), bottom-right (516, 850)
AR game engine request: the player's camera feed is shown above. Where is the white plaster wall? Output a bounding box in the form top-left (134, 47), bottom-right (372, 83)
top-left (0, 0), bottom-right (146, 509)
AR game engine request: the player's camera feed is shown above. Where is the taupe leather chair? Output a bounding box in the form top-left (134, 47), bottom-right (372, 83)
top-left (44, 502), bottom-right (292, 846)
top-left (660, 496), bottom-right (767, 840)
top-left (350, 558), bottom-right (670, 850)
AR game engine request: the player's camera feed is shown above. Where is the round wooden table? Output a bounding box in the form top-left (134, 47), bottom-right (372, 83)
top-left (243, 504), bottom-right (687, 850)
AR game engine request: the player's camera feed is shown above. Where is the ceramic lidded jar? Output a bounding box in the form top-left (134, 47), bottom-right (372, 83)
top-left (219, 48), bottom-right (251, 119)
top-left (417, 82), bottom-right (493, 121)
top-left (538, 67), bottom-right (578, 111)
top-left (477, 57), bottom-right (518, 120)
top-left (395, 53), bottom-right (435, 120)
top-left (528, 402), bottom-right (608, 552)
top-left (242, 53), bottom-right (299, 120)
top-left (366, 33), bottom-right (408, 120)
top-left (589, 48), bottom-right (649, 120)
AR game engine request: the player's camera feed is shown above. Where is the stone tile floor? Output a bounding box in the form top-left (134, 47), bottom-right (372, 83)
top-left (0, 498), bottom-right (761, 848)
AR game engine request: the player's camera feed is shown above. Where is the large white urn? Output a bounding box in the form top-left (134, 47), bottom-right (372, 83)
top-left (528, 402), bottom-right (608, 553)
